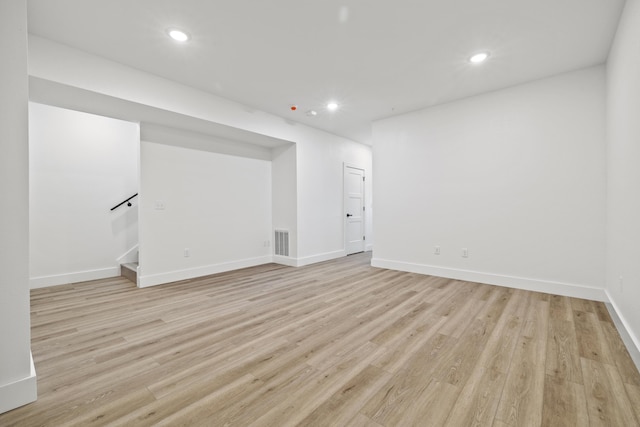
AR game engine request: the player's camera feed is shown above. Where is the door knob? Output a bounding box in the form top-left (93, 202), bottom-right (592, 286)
top-left (346, 213), bottom-right (353, 217)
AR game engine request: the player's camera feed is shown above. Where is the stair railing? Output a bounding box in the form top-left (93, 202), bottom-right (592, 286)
top-left (110, 193), bottom-right (138, 211)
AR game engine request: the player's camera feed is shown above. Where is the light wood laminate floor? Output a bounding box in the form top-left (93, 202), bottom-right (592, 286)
top-left (1, 253), bottom-right (639, 426)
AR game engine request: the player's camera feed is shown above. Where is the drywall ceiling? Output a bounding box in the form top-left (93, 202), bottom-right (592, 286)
top-left (27, 0), bottom-right (625, 145)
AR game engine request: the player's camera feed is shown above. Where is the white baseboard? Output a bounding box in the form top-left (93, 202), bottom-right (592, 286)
top-left (365, 244), bottom-right (373, 252)
top-left (272, 249), bottom-right (347, 267)
top-left (138, 255), bottom-right (272, 288)
top-left (271, 250), bottom-right (347, 268)
top-left (605, 291), bottom-right (640, 370)
top-left (371, 258), bottom-right (608, 302)
top-left (296, 250), bottom-right (346, 267)
top-left (272, 255), bottom-right (298, 267)
top-left (30, 266), bottom-right (120, 289)
top-left (0, 353), bottom-right (37, 414)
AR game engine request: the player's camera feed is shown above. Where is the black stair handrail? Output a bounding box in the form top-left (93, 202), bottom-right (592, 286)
top-left (110, 193), bottom-right (138, 211)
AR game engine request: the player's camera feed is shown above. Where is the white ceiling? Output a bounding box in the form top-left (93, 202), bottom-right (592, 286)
top-left (27, 0), bottom-right (626, 145)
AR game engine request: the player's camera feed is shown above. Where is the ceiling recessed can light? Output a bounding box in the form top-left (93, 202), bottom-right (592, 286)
top-left (469, 52), bottom-right (489, 64)
top-left (167, 29), bottom-right (190, 42)
top-left (306, 110), bottom-right (318, 117)
top-left (327, 102), bottom-right (339, 111)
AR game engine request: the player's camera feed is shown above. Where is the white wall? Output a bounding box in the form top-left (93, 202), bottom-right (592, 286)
top-left (296, 138), bottom-right (373, 265)
top-left (272, 144), bottom-right (298, 262)
top-left (29, 103), bottom-right (139, 288)
top-left (139, 141), bottom-right (272, 287)
top-left (373, 66), bottom-right (606, 300)
top-left (606, 0), bottom-right (640, 351)
top-left (0, 0), bottom-right (36, 413)
top-left (29, 36), bottom-right (374, 268)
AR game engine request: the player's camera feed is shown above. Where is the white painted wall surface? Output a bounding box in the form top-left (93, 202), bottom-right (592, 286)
top-left (0, 0), bottom-right (36, 413)
top-left (29, 103), bottom-right (139, 288)
top-left (272, 144), bottom-right (298, 262)
top-left (373, 66), bottom-right (606, 299)
top-left (139, 141), bottom-right (272, 287)
top-left (606, 0), bottom-right (640, 351)
top-left (296, 139), bottom-right (373, 264)
top-left (29, 36), bottom-right (374, 268)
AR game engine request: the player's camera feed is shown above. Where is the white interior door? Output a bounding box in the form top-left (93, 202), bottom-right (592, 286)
top-left (344, 165), bottom-right (365, 255)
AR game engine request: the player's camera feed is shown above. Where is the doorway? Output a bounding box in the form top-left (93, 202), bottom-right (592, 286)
top-left (344, 164), bottom-right (365, 255)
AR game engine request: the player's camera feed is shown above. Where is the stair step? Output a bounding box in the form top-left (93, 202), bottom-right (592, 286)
top-left (120, 262), bottom-right (138, 284)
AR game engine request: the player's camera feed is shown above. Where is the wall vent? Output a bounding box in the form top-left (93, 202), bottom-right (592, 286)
top-left (274, 230), bottom-right (289, 257)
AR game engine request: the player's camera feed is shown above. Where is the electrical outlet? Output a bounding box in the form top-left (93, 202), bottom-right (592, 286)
top-left (155, 200), bottom-right (165, 210)
top-left (434, 246), bottom-right (440, 255)
top-left (184, 248), bottom-right (190, 257)
top-left (462, 248), bottom-right (468, 258)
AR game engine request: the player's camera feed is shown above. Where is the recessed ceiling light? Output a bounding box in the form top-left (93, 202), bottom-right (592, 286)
top-left (327, 102), bottom-right (339, 111)
top-left (306, 110), bottom-right (318, 117)
top-left (167, 29), bottom-right (190, 42)
top-left (469, 52), bottom-right (489, 64)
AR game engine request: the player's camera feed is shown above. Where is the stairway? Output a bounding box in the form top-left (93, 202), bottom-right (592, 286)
top-left (120, 262), bottom-right (138, 284)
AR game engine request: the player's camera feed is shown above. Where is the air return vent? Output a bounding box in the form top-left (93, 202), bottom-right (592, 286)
top-left (274, 230), bottom-right (289, 256)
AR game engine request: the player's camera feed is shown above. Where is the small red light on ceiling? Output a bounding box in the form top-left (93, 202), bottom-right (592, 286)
top-left (290, 105), bottom-right (297, 111)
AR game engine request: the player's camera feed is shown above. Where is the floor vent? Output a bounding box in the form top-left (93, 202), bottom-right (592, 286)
top-left (274, 230), bottom-right (289, 257)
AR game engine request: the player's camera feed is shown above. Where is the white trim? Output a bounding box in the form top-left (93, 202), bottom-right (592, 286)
top-left (30, 266), bottom-right (120, 289)
top-left (272, 255), bottom-right (298, 267)
top-left (116, 244), bottom-right (139, 264)
top-left (272, 250), bottom-right (347, 268)
top-left (371, 258), bottom-right (607, 301)
top-left (605, 290), bottom-right (640, 370)
top-left (138, 255), bottom-right (272, 288)
top-left (344, 163), bottom-right (366, 256)
top-left (365, 244), bottom-right (373, 252)
top-left (139, 250), bottom-right (349, 286)
top-left (296, 250), bottom-right (346, 267)
top-left (0, 352), bottom-right (37, 414)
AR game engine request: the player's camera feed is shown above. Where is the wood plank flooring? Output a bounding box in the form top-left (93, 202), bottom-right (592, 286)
top-left (1, 253), bottom-right (639, 426)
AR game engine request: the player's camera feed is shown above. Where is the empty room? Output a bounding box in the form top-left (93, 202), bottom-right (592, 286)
top-left (2, 0), bottom-right (640, 425)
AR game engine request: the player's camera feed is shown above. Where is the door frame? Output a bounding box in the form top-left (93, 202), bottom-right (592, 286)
top-left (343, 163), bottom-right (365, 255)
